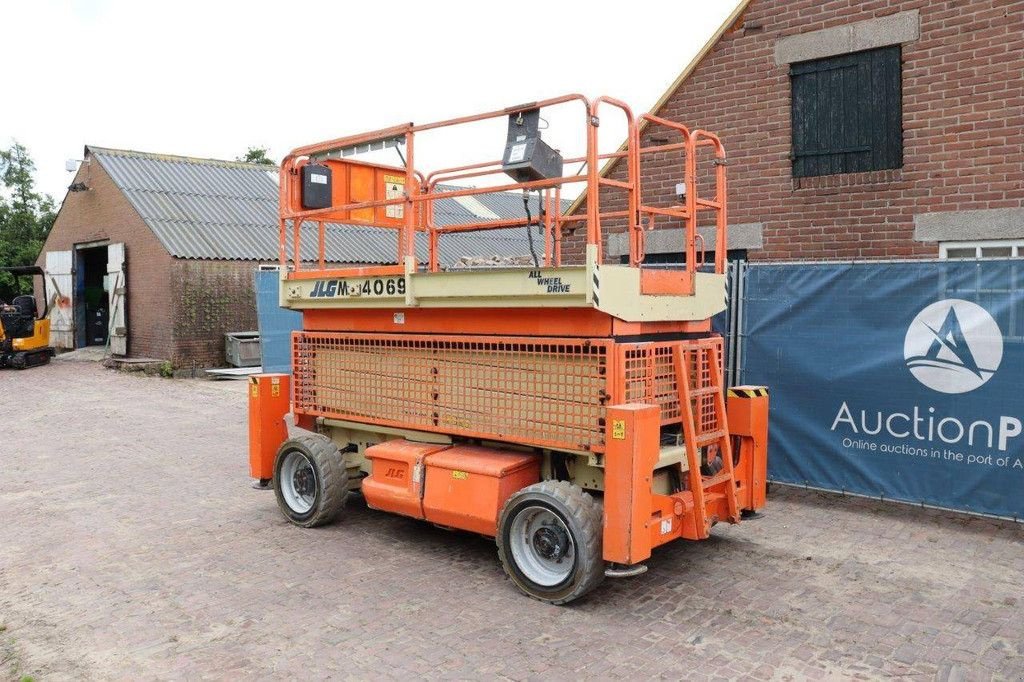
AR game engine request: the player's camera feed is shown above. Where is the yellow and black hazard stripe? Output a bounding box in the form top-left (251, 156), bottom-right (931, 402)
top-left (727, 386), bottom-right (768, 398)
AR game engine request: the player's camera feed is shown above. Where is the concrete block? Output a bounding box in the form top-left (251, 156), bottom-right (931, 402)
top-left (775, 10), bottom-right (920, 65)
top-left (913, 208), bottom-right (1024, 243)
top-left (607, 223), bottom-right (764, 258)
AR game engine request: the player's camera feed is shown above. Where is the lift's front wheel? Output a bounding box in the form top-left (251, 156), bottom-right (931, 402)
top-left (497, 481), bottom-right (604, 605)
top-left (273, 434), bottom-right (349, 528)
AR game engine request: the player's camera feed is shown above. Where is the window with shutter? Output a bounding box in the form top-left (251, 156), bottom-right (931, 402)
top-left (790, 46), bottom-right (903, 178)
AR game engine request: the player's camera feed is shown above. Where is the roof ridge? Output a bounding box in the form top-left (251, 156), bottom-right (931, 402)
top-left (85, 144), bottom-right (539, 261)
top-left (149, 217), bottom-right (274, 225)
top-left (123, 186), bottom-right (275, 200)
top-left (433, 183), bottom-right (573, 209)
top-left (87, 145), bottom-right (278, 170)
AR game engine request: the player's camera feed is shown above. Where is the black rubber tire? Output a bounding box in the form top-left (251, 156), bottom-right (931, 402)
top-left (497, 480), bottom-right (604, 605)
top-left (273, 434), bottom-right (349, 528)
top-left (20, 349), bottom-right (50, 369)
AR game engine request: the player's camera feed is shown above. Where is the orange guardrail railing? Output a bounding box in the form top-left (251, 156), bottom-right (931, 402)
top-left (278, 94), bottom-right (728, 287)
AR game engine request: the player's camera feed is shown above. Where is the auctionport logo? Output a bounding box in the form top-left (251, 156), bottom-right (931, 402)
top-left (904, 299), bottom-right (1003, 394)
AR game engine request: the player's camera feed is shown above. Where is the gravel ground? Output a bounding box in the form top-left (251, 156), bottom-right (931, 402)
top-left (1, 362), bottom-right (1022, 680)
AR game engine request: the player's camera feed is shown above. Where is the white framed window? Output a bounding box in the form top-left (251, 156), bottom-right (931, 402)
top-left (937, 240), bottom-right (1023, 341)
top-left (939, 240), bottom-right (1024, 259)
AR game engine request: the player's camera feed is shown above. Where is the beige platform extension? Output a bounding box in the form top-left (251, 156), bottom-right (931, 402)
top-left (282, 246), bottom-right (726, 323)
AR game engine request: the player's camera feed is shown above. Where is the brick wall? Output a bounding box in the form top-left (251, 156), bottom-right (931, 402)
top-left (567, 0), bottom-right (1024, 262)
top-left (38, 155), bottom-right (176, 359)
top-left (170, 259), bottom-right (263, 367)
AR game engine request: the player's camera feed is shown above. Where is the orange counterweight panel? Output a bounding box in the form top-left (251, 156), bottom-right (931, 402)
top-left (12, 318), bottom-right (50, 352)
top-left (422, 446), bottom-right (540, 536)
top-left (726, 387), bottom-right (769, 512)
top-left (362, 440), bottom-right (450, 519)
top-left (287, 158), bottom-right (419, 227)
top-left (248, 374), bottom-right (291, 481)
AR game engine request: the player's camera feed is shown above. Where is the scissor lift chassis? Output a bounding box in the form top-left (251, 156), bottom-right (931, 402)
top-left (249, 93), bottom-right (768, 604)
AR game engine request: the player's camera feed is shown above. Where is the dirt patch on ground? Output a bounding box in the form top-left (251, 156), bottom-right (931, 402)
top-left (0, 626), bottom-right (31, 681)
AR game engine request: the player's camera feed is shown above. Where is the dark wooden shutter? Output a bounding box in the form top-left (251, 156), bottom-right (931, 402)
top-left (791, 46), bottom-right (903, 178)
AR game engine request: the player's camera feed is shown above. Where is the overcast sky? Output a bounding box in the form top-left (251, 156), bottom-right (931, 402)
top-left (1, 0), bottom-right (740, 204)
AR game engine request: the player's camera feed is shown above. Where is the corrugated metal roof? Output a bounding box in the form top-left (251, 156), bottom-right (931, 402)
top-left (89, 146), bottom-right (568, 267)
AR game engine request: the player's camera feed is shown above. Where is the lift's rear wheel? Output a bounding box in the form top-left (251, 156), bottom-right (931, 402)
top-left (497, 481), bottom-right (604, 605)
top-left (273, 434), bottom-right (349, 528)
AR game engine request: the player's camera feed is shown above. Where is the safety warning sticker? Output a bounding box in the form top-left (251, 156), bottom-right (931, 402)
top-left (508, 143), bottom-right (527, 164)
top-left (384, 174), bottom-right (404, 219)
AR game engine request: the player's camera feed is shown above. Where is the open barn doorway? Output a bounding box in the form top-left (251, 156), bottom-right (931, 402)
top-left (74, 244), bottom-right (110, 348)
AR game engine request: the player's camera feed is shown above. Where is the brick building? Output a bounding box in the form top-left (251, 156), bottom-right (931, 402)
top-left (40, 146), bottom-right (534, 367)
top-left (571, 0), bottom-right (1024, 264)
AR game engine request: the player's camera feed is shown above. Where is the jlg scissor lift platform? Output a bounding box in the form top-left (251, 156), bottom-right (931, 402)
top-left (249, 94), bottom-right (768, 604)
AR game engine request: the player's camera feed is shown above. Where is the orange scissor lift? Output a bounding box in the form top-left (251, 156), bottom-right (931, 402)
top-left (249, 94), bottom-right (768, 604)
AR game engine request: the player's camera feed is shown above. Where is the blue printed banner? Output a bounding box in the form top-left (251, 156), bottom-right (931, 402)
top-left (740, 260), bottom-right (1024, 519)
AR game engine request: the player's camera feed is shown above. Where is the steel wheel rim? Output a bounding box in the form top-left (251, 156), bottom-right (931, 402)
top-left (280, 450), bottom-right (317, 514)
top-left (509, 505), bottom-right (575, 587)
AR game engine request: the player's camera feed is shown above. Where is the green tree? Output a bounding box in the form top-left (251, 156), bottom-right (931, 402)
top-left (236, 146), bottom-right (274, 166)
top-left (0, 141), bottom-right (55, 300)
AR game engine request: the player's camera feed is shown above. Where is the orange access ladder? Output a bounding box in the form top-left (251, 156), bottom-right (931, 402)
top-left (675, 342), bottom-right (740, 537)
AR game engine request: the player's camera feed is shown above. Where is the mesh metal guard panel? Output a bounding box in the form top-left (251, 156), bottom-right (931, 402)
top-left (293, 332), bottom-right (613, 452)
top-left (292, 332), bottom-right (724, 453)
top-left (621, 337), bottom-right (723, 442)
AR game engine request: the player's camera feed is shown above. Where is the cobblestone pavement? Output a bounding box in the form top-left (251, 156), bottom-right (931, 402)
top-left (1, 362), bottom-right (1022, 680)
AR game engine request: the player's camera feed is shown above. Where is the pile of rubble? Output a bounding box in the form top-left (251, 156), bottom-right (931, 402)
top-left (454, 255), bottom-right (535, 268)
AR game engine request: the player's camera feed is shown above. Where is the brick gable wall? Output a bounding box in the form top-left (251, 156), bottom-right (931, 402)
top-left (38, 157), bottom-right (176, 359)
top-left (566, 0), bottom-right (1024, 263)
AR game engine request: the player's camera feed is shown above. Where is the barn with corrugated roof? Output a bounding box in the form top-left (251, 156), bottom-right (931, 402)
top-left (39, 145), bottom-right (544, 366)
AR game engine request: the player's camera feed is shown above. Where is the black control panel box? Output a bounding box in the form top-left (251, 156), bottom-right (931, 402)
top-left (502, 109), bottom-right (564, 183)
top-left (301, 164), bottom-right (333, 209)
